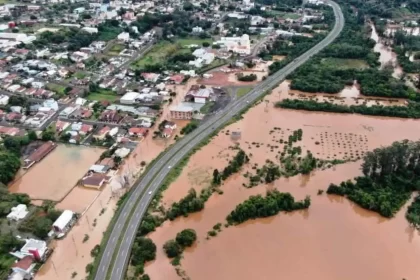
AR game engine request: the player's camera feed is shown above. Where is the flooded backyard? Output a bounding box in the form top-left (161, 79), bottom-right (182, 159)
top-left (145, 81), bottom-right (420, 280)
top-left (370, 23), bottom-right (403, 78)
top-left (9, 144), bottom-right (103, 201)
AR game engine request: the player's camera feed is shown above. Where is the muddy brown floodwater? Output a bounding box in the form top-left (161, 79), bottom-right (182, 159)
top-left (145, 81), bottom-right (420, 280)
top-left (9, 144), bottom-right (103, 201)
top-left (370, 23), bottom-right (402, 78)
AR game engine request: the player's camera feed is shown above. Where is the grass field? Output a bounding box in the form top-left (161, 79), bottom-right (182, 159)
top-left (175, 37), bottom-right (213, 47)
top-left (86, 89), bottom-right (118, 102)
top-left (236, 86), bottom-right (253, 98)
top-left (107, 44), bottom-right (125, 56)
top-left (321, 58), bottom-right (369, 69)
top-left (46, 83), bottom-right (66, 94)
top-left (74, 71), bottom-right (87, 79)
top-left (132, 41), bottom-right (180, 68)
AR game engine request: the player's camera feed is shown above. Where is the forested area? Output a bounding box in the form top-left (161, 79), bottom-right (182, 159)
top-left (33, 20), bottom-right (123, 50)
top-left (131, 11), bottom-right (212, 38)
top-left (277, 98), bottom-right (420, 119)
top-left (226, 190), bottom-right (310, 224)
top-left (327, 140), bottom-right (420, 218)
top-left (341, 0), bottom-right (420, 18)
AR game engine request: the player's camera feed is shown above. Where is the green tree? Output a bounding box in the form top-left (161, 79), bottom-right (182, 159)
top-left (163, 240), bottom-right (182, 258)
top-left (175, 229), bottom-right (197, 247)
top-left (42, 130), bottom-right (55, 141)
top-left (0, 152), bottom-right (21, 184)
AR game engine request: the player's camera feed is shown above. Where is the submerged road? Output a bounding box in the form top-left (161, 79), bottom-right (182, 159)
top-left (95, 1), bottom-right (344, 279)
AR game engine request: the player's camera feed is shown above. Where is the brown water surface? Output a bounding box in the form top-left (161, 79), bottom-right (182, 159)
top-left (146, 81), bottom-right (420, 280)
top-left (9, 145), bottom-right (103, 201)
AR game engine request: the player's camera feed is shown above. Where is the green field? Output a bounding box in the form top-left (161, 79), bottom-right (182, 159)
top-left (266, 10), bottom-right (301, 19)
top-left (107, 44), bottom-right (125, 56)
top-left (321, 58), bottom-right (369, 69)
top-left (236, 86), bottom-right (253, 98)
top-left (86, 89), bottom-right (118, 102)
top-left (175, 37), bottom-right (213, 47)
top-left (132, 42), bottom-right (180, 68)
top-left (74, 71), bottom-right (87, 79)
top-left (46, 83), bottom-right (66, 94)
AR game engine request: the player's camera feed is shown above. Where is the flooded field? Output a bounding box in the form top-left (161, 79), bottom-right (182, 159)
top-left (370, 23), bottom-right (403, 78)
top-left (145, 81), bottom-right (420, 280)
top-left (9, 145), bottom-right (103, 201)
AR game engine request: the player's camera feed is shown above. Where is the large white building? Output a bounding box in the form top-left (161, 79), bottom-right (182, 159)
top-left (120, 91), bottom-right (140, 104)
top-left (217, 34), bottom-right (251, 55)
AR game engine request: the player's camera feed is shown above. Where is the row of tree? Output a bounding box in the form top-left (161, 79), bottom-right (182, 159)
top-left (213, 149), bottom-right (249, 185)
top-left (226, 190), bottom-right (310, 224)
top-left (276, 98), bottom-right (420, 119)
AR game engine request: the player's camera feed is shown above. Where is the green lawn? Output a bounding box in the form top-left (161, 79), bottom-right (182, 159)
top-left (321, 58), bottom-right (369, 69)
top-left (74, 71), bottom-right (87, 79)
top-left (107, 44), bottom-right (125, 56)
top-left (46, 83), bottom-right (66, 94)
top-left (132, 41), bottom-right (180, 68)
top-left (175, 37), bottom-right (213, 47)
top-left (236, 86), bottom-right (253, 98)
top-left (86, 89), bottom-right (118, 102)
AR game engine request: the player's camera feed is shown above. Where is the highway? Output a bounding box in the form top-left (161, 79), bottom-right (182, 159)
top-left (94, 2), bottom-right (344, 279)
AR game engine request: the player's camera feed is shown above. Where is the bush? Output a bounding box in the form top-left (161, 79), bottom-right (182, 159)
top-left (175, 229), bottom-right (197, 247)
top-left (237, 73), bottom-right (257, 82)
top-left (163, 240), bottom-right (182, 258)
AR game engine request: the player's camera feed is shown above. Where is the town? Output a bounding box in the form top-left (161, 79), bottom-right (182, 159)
top-left (0, 0), bottom-right (418, 280)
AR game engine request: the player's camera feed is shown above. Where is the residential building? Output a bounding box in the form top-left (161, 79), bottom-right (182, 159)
top-left (216, 34), bottom-right (251, 55)
top-left (7, 204), bottom-right (29, 221)
top-left (23, 141), bottom-right (57, 169)
top-left (11, 256), bottom-right (35, 278)
top-left (94, 126), bottom-right (111, 140)
top-left (128, 127), bottom-right (148, 137)
top-left (20, 239), bottom-right (48, 261)
top-left (117, 32), bottom-right (130, 42)
top-left (99, 110), bottom-right (123, 123)
top-left (120, 91), bottom-right (140, 104)
top-left (81, 173), bottom-right (111, 189)
top-left (0, 94), bottom-right (9, 105)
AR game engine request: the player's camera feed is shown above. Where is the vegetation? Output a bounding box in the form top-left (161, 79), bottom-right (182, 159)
top-left (18, 201), bottom-right (62, 239)
top-left (212, 149), bottom-right (249, 185)
top-left (237, 73), bottom-right (257, 82)
top-left (277, 99), bottom-right (420, 119)
top-left (175, 229), bottom-right (197, 247)
top-left (406, 195), bottom-right (420, 228)
top-left (166, 188), bottom-right (205, 220)
top-left (327, 140), bottom-right (420, 218)
top-left (131, 237), bottom-right (156, 266)
top-left (180, 120), bottom-right (199, 135)
top-left (227, 190), bottom-right (311, 224)
top-left (0, 234), bottom-right (24, 279)
top-left (163, 239), bottom-right (182, 258)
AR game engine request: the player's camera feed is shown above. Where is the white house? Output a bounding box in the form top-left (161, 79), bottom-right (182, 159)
top-left (82, 27), bottom-right (99, 34)
top-left (120, 91), bottom-right (140, 105)
top-left (217, 34), bottom-right (251, 55)
top-left (117, 32), bottom-right (130, 42)
top-left (7, 204), bottom-right (29, 221)
top-left (192, 26), bottom-right (203, 33)
top-left (0, 94), bottom-right (9, 105)
top-left (43, 99), bottom-right (59, 111)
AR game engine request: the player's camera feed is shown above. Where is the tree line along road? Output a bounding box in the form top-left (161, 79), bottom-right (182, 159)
top-left (94, 1), bottom-right (345, 279)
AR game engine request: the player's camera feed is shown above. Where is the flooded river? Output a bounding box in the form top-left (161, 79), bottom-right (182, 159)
top-left (146, 81), bottom-right (420, 280)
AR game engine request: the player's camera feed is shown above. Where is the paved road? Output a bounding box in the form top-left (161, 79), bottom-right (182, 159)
top-left (94, 2), bottom-right (344, 280)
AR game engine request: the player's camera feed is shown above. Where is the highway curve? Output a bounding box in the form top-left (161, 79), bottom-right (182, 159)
top-left (94, 1), bottom-right (344, 279)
